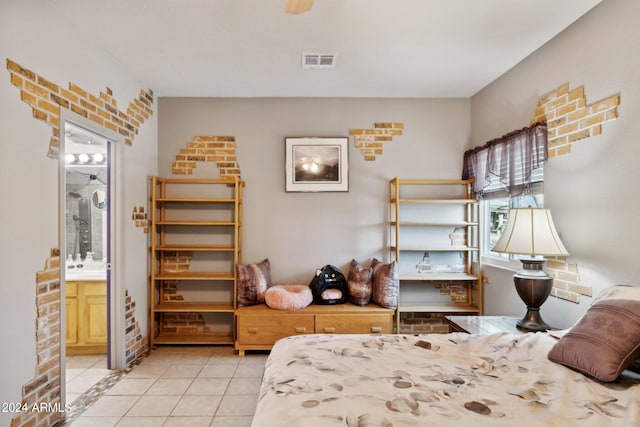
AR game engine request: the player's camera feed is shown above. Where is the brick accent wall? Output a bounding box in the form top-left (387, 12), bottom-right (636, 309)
top-left (154, 253), bottom-right (211, 336)
top-left (400, 312), bottom-right (451, 334)
top-left (172, 136), bottom-right (241, 176)
top-left (6, 59), bottom-right (154, 158)
top-left (125, 290), bottom-right (148, 365)
top-left (349, 122), bottom-right (404, 160)
top-left (11, 250), bottom-right (63, 427)
top-left (527, 83), bottom-right (618, 303)
top-left (132, 206), bottom-right (149, 233)
top-left (398, 282), bottom-right (472, 333)
top-left (6, 59), bottom-right (154, 423)
top-left (532, 83), bottom-right (620, 158)
top-left (546, 258), bottom-right (592, 303)
top-left (9, 250), bottom-right (150, 426)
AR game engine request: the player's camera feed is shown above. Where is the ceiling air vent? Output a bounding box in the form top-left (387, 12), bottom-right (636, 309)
top-left (301, 53), bottom-right (337, 69)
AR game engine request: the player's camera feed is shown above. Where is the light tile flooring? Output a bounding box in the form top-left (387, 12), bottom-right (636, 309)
top-left (66, 354), bottom-right (111, 404)
top-left (64, 346), bottom-right (266, 426)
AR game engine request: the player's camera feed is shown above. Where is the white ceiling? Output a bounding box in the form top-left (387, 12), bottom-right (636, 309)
top-left (43, 0), bottom-right (601, 98)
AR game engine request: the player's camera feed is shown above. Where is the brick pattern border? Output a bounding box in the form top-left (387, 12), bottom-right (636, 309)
top-left (532, 83), bottom-right (619, 158)
top-left (6, 59), bottom-right (154, 158)
top-left (11, 250), bottom-right (63, 427)
top-left (172, 136), bottom-right (241, 176)
top-left (349, 122), bottom-right (404, 160)
top-left (400, 312), bottom-right (451, 334)
top-left (6, 59), bottom-right (154, 425)
top-left (125, 290), bottom-right (148, 365)
top-left (546, 258), bottom-right (592, 303)
top-left (9, 250), bottom-right (149, 427)
top-left (529, 83), bottom-right (620, 303)
top-left (399, 282), bottom-right (471, 333)
top-left (132, 206), bottom-right (149, 233)
top-left (154, 254), bottom-right (211, 336)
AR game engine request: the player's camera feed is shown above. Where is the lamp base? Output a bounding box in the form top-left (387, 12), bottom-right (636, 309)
top-left (516, 308), bottom-right (551, 332)
top-left (513, 259), bottom-right (553, 332)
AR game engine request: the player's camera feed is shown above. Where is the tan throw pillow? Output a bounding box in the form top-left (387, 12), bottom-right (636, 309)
top-left (347, 259), bottom-right (373, 306)
top-left (236, 258), bottom-right (273, 307)
top-left (547, 299), bottom-right (640, 382)
top-left (370, 258), bottom-right (399, 309)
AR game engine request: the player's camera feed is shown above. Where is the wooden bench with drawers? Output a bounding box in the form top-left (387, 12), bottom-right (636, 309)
top-left (235, 303), bottom-right (394, 356)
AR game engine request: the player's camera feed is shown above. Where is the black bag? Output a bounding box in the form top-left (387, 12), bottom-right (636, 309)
top-left (309, 265), bottom-right (348, 305)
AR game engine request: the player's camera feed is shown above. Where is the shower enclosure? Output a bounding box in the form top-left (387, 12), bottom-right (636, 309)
top-left (66, 170), bottom-right (106, 261)
top-left (67, 191), bottom-right (91, 259)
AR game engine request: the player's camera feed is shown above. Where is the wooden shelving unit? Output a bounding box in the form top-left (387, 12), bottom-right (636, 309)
top-left (150, 176), bottom-right (242, 346)
top-left (389, 178), bottom-right (483, 332)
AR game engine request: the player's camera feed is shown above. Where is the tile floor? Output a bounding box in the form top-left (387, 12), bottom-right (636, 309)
top-left (66, 354), bottom-right (111, 404)
top-left (63, 346), bottom-right (267, 426)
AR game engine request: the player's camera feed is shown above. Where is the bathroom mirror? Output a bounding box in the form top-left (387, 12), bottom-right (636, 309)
top-left (92, 189), bottom-right (107, 210)
top-left (65, 123), bottom-right (108, 260)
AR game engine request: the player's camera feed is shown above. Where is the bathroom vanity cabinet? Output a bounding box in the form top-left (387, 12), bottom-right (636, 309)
top-left (65, 280), bottom-right (107, 354)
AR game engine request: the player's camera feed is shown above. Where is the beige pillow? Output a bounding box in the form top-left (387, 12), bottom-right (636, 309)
top-left (548, 299), bottom-right (640, 382)
top-left (370, 258), bottom-right (399, 309)
top-left (347, 259), bottom-right (373, 306)
top-left (236, 258), bottom-right (273, 307)
top-left (592, 284), bottom-right (640, 304)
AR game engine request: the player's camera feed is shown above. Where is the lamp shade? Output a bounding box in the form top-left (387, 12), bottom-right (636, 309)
top-left (492, 208), bottom-right (569, 257)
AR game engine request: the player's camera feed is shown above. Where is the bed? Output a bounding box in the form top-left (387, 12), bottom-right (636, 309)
top-left (252, 297), bottom-right (640, 427)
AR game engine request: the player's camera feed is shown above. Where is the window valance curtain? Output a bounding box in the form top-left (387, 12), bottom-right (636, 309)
top-left (462, 122), bottom-right (548, 199)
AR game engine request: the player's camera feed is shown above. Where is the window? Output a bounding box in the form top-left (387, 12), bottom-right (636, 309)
top-left (462, 122), bottom-right (548, 266)
top-left (484, 192), bottom-right (544, 262)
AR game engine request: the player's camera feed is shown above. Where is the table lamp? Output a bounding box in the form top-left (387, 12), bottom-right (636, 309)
top-left (491, 208), bottom-right (569, 332)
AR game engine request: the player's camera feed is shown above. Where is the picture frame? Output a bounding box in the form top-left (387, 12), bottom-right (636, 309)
top-left (285, 137), bottom-right (349, 192)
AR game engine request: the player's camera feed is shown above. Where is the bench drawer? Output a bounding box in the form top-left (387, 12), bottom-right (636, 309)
top-left (237, 313), bottom-right (314, 345)
top-left (316, 313), bottom-right (393, 334)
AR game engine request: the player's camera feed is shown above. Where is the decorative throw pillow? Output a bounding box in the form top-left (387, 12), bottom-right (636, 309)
top-left (236, 258), bottom-right (273, 307)
top-left (348, 259), bottom-right (373, 306)
top-left (575, 285), bottom-right (640, 372)
top-left (547, 299), bottom-right (640, 382)
top-left (370, 258), bottom-right (399, 310)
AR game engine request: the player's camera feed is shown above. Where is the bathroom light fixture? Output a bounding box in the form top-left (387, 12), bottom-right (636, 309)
top-left (65, 152), bottom-right (107, 165)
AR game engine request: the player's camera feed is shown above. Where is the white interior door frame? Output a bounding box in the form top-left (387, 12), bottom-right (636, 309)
top-left (58, 109), bottom-right (126, 403)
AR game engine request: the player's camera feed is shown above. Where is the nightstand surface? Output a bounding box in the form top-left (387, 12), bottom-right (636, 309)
top-left (445, 315), bottom-right (525, 335)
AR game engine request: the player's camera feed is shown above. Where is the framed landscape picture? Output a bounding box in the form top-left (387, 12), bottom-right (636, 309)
top-left (285, 137), bottom-right (349, 192)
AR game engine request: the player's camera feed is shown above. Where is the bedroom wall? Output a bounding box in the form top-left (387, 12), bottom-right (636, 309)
top-left (0, 1), bottom-right (156, 425)
top-left (470, 0), bottom-right (640, 328)
top-left (158, 97), bottom-right (470, 284)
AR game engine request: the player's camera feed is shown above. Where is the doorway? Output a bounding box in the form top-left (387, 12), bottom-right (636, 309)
top-left (61, 121), bottom-right (113, 404)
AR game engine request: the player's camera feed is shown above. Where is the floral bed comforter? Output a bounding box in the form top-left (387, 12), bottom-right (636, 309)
top-left (252, 333), bottom-right (640, 427)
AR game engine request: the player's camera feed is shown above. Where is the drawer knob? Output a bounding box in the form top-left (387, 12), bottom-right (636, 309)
top-left (247, 327), bottom-right (259, 334)
top-left (370, 326), bottom-right (382, 333)
top-left (294, 327), bottom-right (307, 333)
top-left (323, 327), bottom-right (335, 333)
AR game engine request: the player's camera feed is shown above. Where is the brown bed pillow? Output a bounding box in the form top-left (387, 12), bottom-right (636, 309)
top-left (547, 299), bottom-right (640, 382)
top-left (236, 258), bottom-right (273, 307)
top-left (578, 285), bottom-right (640, 372)
top-left (370, 258), bottom-right (399, 309)
top-left (347, 259), bottom-right (373, 306)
